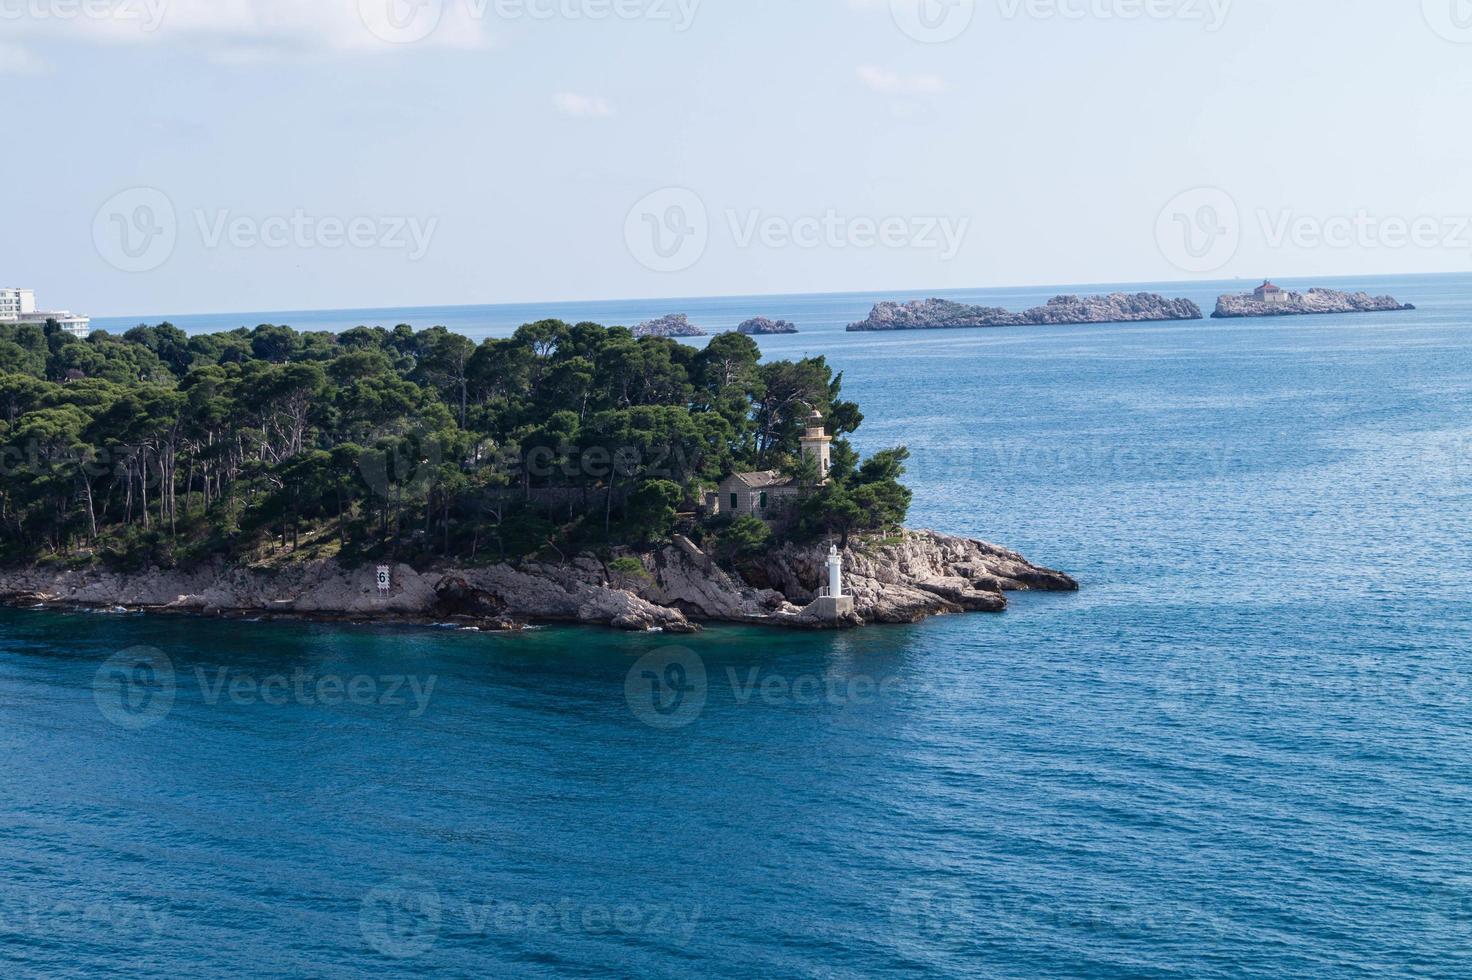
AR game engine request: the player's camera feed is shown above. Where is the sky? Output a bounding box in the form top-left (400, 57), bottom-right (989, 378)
top-left (3, 0), bottom-right (1472, 317)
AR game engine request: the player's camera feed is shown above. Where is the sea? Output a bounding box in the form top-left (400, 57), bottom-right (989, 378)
top-left (5, 272), bottom-right (1471, 977)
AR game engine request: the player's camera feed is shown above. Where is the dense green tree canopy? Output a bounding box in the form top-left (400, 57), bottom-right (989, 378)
top-left (0, 318), bottom-right (909, 567)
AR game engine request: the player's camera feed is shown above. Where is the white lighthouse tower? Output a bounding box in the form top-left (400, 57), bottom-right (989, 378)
top-left (803, 542), bottom-right (855, 624)
top-left (826, 544), bottom-right (844, 598)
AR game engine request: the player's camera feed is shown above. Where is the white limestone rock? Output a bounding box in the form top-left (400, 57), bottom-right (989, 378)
top-left (848, 293), bottom-right (1202, 331)
top-left (1212, 287), bottom-right (1414, 318)
top-left (0, 530), bottom-right (1073, 632)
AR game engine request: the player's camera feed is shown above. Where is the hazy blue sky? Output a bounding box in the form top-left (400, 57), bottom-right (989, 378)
top-left (4, 0), bottom-right (1470, 316)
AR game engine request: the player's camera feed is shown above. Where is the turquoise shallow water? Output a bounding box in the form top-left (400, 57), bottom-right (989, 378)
top-left (10, 273), bottom-right (1472, 976)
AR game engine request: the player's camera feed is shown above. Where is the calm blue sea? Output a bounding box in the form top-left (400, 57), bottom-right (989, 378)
top-left (9, 272), bottom-right (1472, 977)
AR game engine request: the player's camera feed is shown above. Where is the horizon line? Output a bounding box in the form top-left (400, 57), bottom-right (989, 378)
top-left (88, 268), bottom-right (1469, 326)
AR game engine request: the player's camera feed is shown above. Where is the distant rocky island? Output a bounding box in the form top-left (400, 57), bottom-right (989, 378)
top-left (847, 293), bottom-right (1202, 331)
top-left (738, 316), bottom-right (799, 335)
top-left (632, 313), bottom-right (706, 338)
top-left (1213, 282), bottom-right (1416, 319)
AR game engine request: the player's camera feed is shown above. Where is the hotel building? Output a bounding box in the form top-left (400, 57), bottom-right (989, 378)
top-left (0, 287), bottom-right (92, 339)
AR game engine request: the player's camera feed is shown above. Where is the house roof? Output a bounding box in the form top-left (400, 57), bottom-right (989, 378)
top-left (726, 470), bottom-right (796, 490)
top-left (1256, 281), bottom-right (1283, 292)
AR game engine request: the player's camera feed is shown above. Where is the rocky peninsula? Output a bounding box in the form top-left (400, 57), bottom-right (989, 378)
top-left (0, 317), bottom-right (1076, 638)
top-left (738, 316), bottom-right (800, 335)
top-left (1212, 288), bottom-right (1415, 319)
top-left (848, 293), bottom-right (1202, 331)
top-left (632, 313), bottom-right (706, 338)
top-left (0, 531), bottom-right (1076, 634)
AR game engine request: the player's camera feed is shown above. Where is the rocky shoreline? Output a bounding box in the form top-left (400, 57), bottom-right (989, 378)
top-left (848, 293), bottom-right (1202, 331)
top-left (0, 530), bottom-right (1076, 634)
top-left (1212, 288), bottom-right (1415, 319)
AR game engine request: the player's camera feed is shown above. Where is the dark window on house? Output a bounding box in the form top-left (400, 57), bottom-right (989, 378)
top-left (760, 492), bottom-right (768, 509)
top-left (730, 493), bottom-right (739, 510)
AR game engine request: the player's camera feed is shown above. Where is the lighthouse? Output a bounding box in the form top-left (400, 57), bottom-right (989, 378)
top-left (803, 543), bottom-right (856, 624)
top-left (826, 544), bottom-right (844, 598)
top-left (799, 409), bottom-right (833, 484)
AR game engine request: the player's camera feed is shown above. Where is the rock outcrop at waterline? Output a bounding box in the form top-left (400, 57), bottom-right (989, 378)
top-left (847, 293), bottom-right (1203, 331)
top-left (0, 531), bottom-right (1076, 633)
top-left (737, 317), bottom-right (800, 335)
top-left (632, 313), bottom-right (706, 338)
top-left (1212, 288), bottom-right (1415, 318)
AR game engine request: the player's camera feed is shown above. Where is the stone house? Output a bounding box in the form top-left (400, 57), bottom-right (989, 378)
top-left (706, 470), bottom-right (799, 521)
top-left (704, 410), bottom-right (834, 523)
top-left (1253, 280), bottom-right (1288, 304)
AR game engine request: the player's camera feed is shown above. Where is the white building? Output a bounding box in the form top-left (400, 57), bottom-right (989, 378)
top-left (0, 288), bottom-right (36, 318)
top-left (0, 287), bottom-right (92, 339)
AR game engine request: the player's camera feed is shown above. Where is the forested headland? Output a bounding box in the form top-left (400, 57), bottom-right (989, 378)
top-left (0, 318), bottom-right (911, 570)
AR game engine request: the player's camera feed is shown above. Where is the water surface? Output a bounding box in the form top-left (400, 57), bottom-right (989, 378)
top-left (9, 273), bottom-right (1472, 977)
